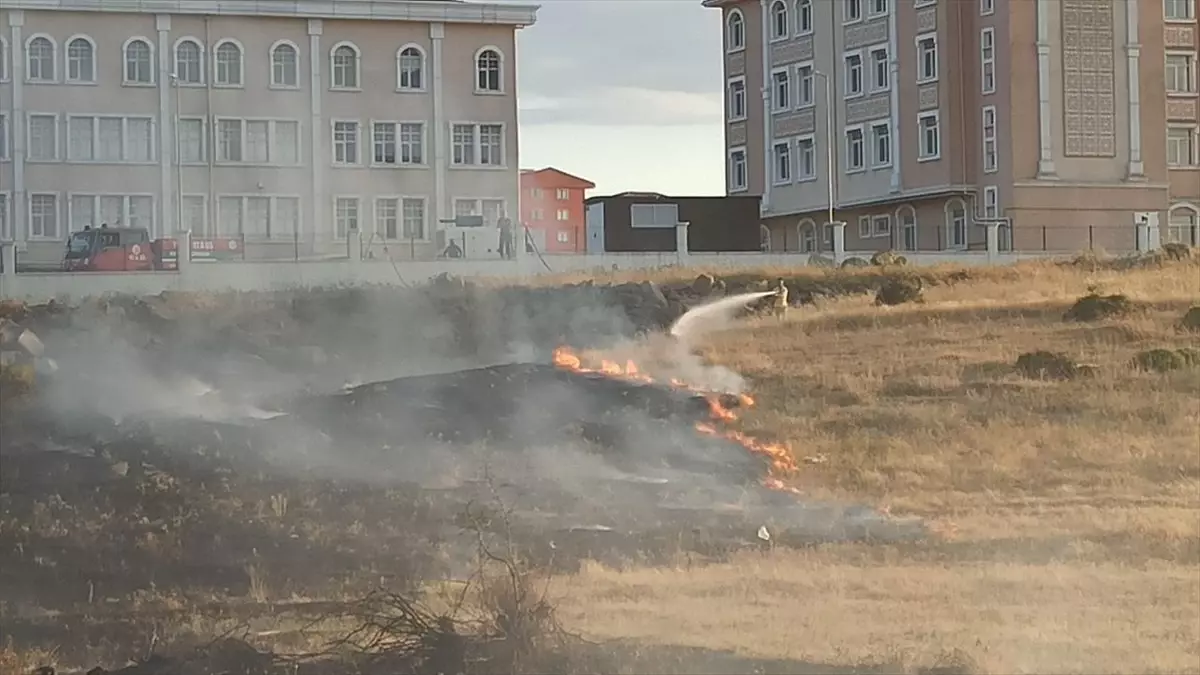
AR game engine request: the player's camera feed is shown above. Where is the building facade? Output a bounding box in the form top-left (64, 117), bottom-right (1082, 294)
top-left (0, 0), bottom-right (538, 263)
top-left (584, 193), bottom-right (763, 253)
top-left (705, 0), bottom-right (1199, 253)
top-left (519, 167), bottom-right (595, 253)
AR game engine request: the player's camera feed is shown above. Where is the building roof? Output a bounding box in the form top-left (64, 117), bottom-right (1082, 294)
top-left (520, 167), bottom-right (596, 189)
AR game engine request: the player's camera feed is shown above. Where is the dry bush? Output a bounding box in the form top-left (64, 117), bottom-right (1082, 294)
top-left (1179, 306), bottom-right (1200, 332)
top-left (1014, 350), bottom-right (1091, 380)
top-left (1063, 290), bottom-right (1135, 321)
top-left (1131, 347), bottom-right (1200, 373)
top-left (875, 276), bottom-right (925, 306)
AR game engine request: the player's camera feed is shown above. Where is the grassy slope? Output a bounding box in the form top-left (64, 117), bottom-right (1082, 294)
top-left (553, 260), bottom-right (1200, 674)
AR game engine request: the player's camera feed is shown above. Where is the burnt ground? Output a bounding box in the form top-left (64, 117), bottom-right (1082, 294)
top-left (0, 274), bottom-right (937, 673)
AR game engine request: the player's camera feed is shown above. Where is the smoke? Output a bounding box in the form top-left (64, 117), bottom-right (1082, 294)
top-left (669, 291), bottom-right (774, 341)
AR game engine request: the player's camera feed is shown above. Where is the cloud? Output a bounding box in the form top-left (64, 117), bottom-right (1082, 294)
top-left (520, 86), bottom-right (722, 126)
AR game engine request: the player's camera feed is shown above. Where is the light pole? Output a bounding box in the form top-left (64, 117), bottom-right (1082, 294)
top-left (813, 70), bottom-right (836, 249)
top-left (169, 73), bottom-right (184, 235)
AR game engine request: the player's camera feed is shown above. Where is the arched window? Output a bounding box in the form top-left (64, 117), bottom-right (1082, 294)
top-left (271, 41), bottom-right (299, 87)
top-left (174, 39), bottom-right (204, 84)
top-left (1167, 204), bottom-right (1199, 246)
top-left (331, 43), bottom-right (360, 89)
top-left (475, 47), bottom-right (501, 92)
top-left (26, 35), bottom-right (56, 82)
top-left (727, 10), bottom-right (745, 51)
top-left (797, 0), bottom-right (813, 34)
top-left (799, 219), bottom-right (817, 253)
top-left (896, 205), bottom-right (917, 251)
top-left (66, 36), bottom-right (96, 83)
top-left (944, 199), bottom-right (967, 250)
top-left (214, 40), bottom-right (243, 86)
top-left (397, 45), bottom-right (425, 91)
top-left (123, 37), bottom-right (154, 84)
top-left (770, 1), bottom-right (789, 39)
top-left (760, 224), bottom-right (772, 252)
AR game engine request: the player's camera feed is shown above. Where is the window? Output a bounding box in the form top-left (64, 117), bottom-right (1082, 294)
top-left (917, 34), bottom-right (938, 83)
top-left (335, 197), bottom-right (360, 238)
top-left (178, 118), bottom-right (205, 163)
top-left (857, 216), bottom-right (871, 239)
top-left (476, 48), bottom-right (502, 92)
top-left (0, 194), bottom-right (9, 241)
top-left (531, 208), bottom-right (545, 220)
top-left (770, 0), bottom-right (789, 40)
top-left (946, 199), bottom-right (967, 249)
top-left (181, 195), bottom-right (208, 235)
top-left (869, 46), bottom-right (889, 91)
top-left (26, 35), bottom-right (56, 82)
top-left (556, 188), bottom-right (570, 200)
top-left (898, 206), bottom-right (917, 251)
top-left (981, 0), bottom-right (994, 15)
top-left (67, 115), bottom-right (154, 163)
top-left (372, 122), bottom-right (425, 165)
top-left (727, 10), bottom-right (746, 50)
top-left (402, 198), bottom-right (426, 239)
top-left (871, 0), bottom-right (889, 15)
top-left (630, 203), bottom-right (680, 228)
top-left (29, 193), bottom-right (60, 239)
top-left (1165, 0), bottom-right (1194, 19)
top-left (271, 41), bottom-right (299, 88)
top-left (1166, 53), bottom-right (1196, 94)
top-left (556, 209), bottom-right (570, 221)
top-left (333, 120), bottom-right (360, 165)
top-left (1167, 127), bottom-right (1197, 166)
top-left (844, 0), bottom-right (862, 22)
top-left (982, 106), bottom-right (998, 172)
top-left (728, 78), bottom-right (747, 119)
top-left (0, 114), bottom-right (8, 160)
top-left (981, 28), bottom-right (996, 94)
top-left (27, 114), bottom-right (58, 161)
top-left (729, 148), bottom-right (747, 191)
top-left (66, 36), bottom-right (95, 83)
top-left (845, 53), bottom-right (863, 96)
top-left (481, 199), bottom-right (506, 226)
top-left (0, 37), bottom-right (7, 82)
top-left (331, 43), bottom-right (360, 89)
top-left (871, 122), bottom-right (890, 166)
top-left (772, 69), bottom-right (791, 111)
top-left (214, 118), bottom-right (299, 164)
top-left (797, 136), bottom-right (815, 179)
top-left (556, 231), bottom-right (570, 244)
top-left (918, 112), bottom-right (940, 160)
top-left (124, 38), bottom-right (154, 84)
top-left (1167, 207), bottom-right (1199, 245)
top-left (796, 64), bottom-right (814, 106)
top-left (773, 140), bottom-right (792, 184)
top-left (846, 128), bottom-right (865, 171)
top-left (799, 221), bottom-right (816, 252)
top-left (872, 215), bottom-right (891, 237)
top-left (982, 186), bottom-right (999, 219)
top-left (451, 123), bottom-right (505, 167)
top-left (215, 195), bottom-right (298, 239)
top-left (530, 188), bottom-right (544, 199)
top-left (397, 46), bottom-right (424, 91)
top-left (375, 198), bottom-right (400, 240)
top-left (175, 39), bottom-right (204, 84)
top-left (214, 40), bottom-right (243, 86)
top-left (797, 0), bottom-right (813, 34)
top-left (69, 194), bottom-right (154, 231)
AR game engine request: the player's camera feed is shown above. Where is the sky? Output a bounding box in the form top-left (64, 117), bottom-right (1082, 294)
top-left (513, 0), bottom-right (726, 197)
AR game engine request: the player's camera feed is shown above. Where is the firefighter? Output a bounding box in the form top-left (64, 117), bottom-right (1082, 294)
top-left (771, 278), bottom-right (789, 320)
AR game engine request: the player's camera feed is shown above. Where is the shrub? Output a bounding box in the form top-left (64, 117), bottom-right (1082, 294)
top-left (1131, 348), bottom-right (1200, 373)
top-left (1014, 351), bottom-right (1089, 380)
top-left (875, 277), bottom-right (924, 306)
top-left (1063, 291), bottom-right (1134, 322)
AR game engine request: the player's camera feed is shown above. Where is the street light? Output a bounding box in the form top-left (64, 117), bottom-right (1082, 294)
top-left (812, 70), bottom-right (836, 249)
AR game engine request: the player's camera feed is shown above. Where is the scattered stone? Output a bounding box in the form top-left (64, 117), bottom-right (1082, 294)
top-left (1131, 348), bottom-right (1200, 373)
top-left (840, 257), bottom-right (870, 268)
top-left (1063, 292), bottom-right (1134, 322)
top-left (1014, 351), bottom-right (1092, 380)
top-left (874, 277), bottom-right (924, 306)
top-left (871, 250), bottom-right (907, 267)
top-left (1179, 306), bottom-right (1200, 332)
top-left (690, 273), bottom-right (716, 296)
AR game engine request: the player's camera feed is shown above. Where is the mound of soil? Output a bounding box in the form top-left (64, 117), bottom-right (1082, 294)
top-left (1014, 351), bottom-right (1092, 380)
top-left (1063, 292), bottom-right (1134, 322)
top-left (875, 277), bottom-right (924, 306)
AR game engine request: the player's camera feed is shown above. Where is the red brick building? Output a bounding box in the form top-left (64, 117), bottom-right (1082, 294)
top-left (520, 168), bottom-right (596, 253)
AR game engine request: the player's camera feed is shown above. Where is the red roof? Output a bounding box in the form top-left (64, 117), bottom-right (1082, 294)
top-left (519, 167), bottom-right (596, 189)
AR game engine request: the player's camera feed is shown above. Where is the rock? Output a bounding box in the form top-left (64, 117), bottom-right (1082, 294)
top-left (691, 273), bottom-right (716, 296)
top-left (840, 257), bottom-right (870, 268)
top-left (871, 250), bottom-right (907, 267)
top-left (0, 318), bottom-right (46, 357)
top-left (874, 277), bottom-right (924, 306)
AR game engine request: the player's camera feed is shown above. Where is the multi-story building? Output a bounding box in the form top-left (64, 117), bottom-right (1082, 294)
top-left (704, 0), bottom-right (1199, 253)
top-left (0, 0), bottom-right (539, 263)
top-left (519, 167), bottom-right (595, 253)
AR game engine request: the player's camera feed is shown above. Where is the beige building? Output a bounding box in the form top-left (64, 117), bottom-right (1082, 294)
top-left (0, 0), bottom-right (538, 263)
top-left (705, 0), bottom-right (1199, 253)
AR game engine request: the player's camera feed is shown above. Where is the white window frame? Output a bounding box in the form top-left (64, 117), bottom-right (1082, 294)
top-left (176, 117), bottom-right (207, 164)
top-left (915, 0), bottom-right (938, 8)
top-left (215, 194), bottom-right (302, 240)
top-left (555, 188), bottom-right (570, 201)
top-left (980, 28), bottom-right (996, 95)
top-left (857, 215), bottom-right (871, 238)
top-left (796, 0), bottom-right (814, 35)
top-left (0, 37), bottom-right (9, 82)
top-left (369, 120), bottom-right (427, 167)
top-left (770, 0), bottom-right (790, 41)
top-left (897, 205), bottom-right (917, 251)
top-left (870, 120), bottom-right (891, 167)
top-left (28, 192), bottom-right (62, 241)
top-left (212, 38), bottom-right (245, 88)
top-left (330, 41), bottom-right (362, 91)
top-left (771, 67), bottom-right (791, 111)
top-left (918, 110), bottom-right (941, 161)
top-left (727, 9), bottom-right (747, 52)
top-left (67, 192), bottom-right (157, 231)
top-left (452, 197), bottom-right (508, 226)
top-left (122, 36), bottom-right (156, 86)
top-left (1167, 125), bottom-right (1198, 167)
top-left (173, 37), bottom-right (206, 86)
top-left (474, 46), bottom-right (504, 94)
top-left (333, 196), bottom-right (362, 239)
top-left (269, 40), bottom-right (300, 89)
top-left (796, 135), bottom-right (816, 180)
top-left (0, 192), bottom-right (10, 242)
top-left (845, 124), bottom-right (866, 172)
top-left (872, 214), bottom-right (891, 238)
top-left (773, 139), bottom-right (793, 185)
top-left (401, 196), bottom-right (431, 241)
top-left (982, 186), bottom-right (999, 219)
top-left (869, 0), bottom-right (889, 18)
top-left (0, 113), bottom-right (9, 160)
top-left (728, 76), bottom-right (748, 121)
top-left (844, 50), bottom-right (864, 98)
top-left (981, 0), bottom-right (994, 15)
top-left (449, 122), bottom-right (507, 168)
top-left (799, 219), bottom-right (817, 252)
top-left (65, 34), bottom-right (97, 84)
top-left (844, 0), bottom-right (863, 24)
top-left (372, 196), bottom-right (421, 242)
top-left (1165, 51), bottom-right (1197, 95)
top-left (982, 105), bottom-right (998, 173)
top-left (729, 146), bottom-right (748, 192)
top-left (1164, 0), bottom-right (1195, 21)
top-left (214, 117), bottom-right (302, 166)
top-left (25, 34), bottom-right (59, 83)
top-left (179, 194), bottom-right (210, 236)
top-left (868, 44), bottom-right (889, 92)
top-left (26, 112), bottom-right (60, 162)
top-left (66, 114), bottom-right (157, 164)
top-left (945, 198), bottom-right (968, 250)
top-left (796, 62), bottom-right (815, 107)
top-left (556, 208), bottom-right (570, 221)
top-left (916, 33), bottom-right (939, 84)
top-left (396, 43), bottom-right (427, 92)
top-left (331, 119), bottom-right (361, 166)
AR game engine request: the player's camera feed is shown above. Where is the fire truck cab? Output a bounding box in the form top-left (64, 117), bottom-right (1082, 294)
top-left (62, 226), bottom-right (178, 272)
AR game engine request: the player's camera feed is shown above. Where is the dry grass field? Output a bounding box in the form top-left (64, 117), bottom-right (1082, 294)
top-left (551, 260), bottom-right (1200, 674)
